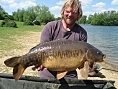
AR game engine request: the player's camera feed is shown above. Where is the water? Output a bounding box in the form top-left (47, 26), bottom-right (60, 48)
top-left (80, 24), bottom-right (118, 68)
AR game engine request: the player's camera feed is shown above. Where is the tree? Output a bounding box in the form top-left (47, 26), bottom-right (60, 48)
top-left (78, 15), bottom-right (87, 24)
top-left (36, 5), bottom-right (55, 24)
top-left (0, 5), bottom-right (8, 20)
top-left (87, 10), bottom-right (118, 26)
top-left (55, 17), bottom-right (61, 20)
top-left (12, 11), bottom-right (19, 21)
top-left (17, 9), bottom-right (24, 22)
top-left (12, 5), bottom-right (55, 24)
top-left (86, 15), bottom-right (93, 24)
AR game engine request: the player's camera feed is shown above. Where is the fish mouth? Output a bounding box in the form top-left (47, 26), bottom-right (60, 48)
top-left (103, 54), bottom-right (106, 61)
top-left (98, 54), bottom-right (106, 62)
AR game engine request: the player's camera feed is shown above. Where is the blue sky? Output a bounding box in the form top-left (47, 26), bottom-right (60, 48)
top-left (0, 0), bottom-right (118, 17)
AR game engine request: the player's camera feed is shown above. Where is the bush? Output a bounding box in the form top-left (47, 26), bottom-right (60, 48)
top-left (0, 21), bottom-right (5, 26)
top-left (0, 20), bottom-right (17, 28)
top-left (23, 20), bottom-right (34, 26)
top-left (32, 20), bottom-right (41, 26)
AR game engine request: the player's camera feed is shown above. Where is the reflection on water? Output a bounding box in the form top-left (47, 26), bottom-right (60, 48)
top-left (80, 24), bottom-right (118, 67)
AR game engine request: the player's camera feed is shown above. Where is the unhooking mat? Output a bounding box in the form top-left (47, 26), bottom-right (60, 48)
top-left (0, 73), bottom-right (116, 89)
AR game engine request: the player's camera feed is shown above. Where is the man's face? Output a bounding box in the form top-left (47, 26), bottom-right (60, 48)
top-left (63, 6), bottom-right (79, 25)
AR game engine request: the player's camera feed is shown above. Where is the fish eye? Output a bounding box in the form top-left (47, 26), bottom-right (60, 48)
top-left (97, 52), bottom-right (101, 55)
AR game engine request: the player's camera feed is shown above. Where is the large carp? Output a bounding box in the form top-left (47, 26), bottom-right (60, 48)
top-left (4, 39), bottom-right (106, 80)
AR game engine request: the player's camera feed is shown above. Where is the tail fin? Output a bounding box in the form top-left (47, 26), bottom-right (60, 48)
top-left (13, 64), bottom-right (26, 80)
top-left (4, 56), bottom-right (26, 80)
top-left (4, 56), bottom-right (21, 67)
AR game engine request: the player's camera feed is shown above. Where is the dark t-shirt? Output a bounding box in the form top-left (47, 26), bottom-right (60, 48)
top-left (38, 20), bottom-right (87, 79)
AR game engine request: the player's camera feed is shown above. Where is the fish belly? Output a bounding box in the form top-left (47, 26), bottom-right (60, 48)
top-left (42, 56), bottom-right (83, 72)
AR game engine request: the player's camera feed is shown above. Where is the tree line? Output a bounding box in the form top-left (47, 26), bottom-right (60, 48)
top-left (0, 5), bottom-right (55, 27)
top-left (1, 5), bottom-right (118, 26)
top-left (79, 10), bottom-right (118, 26)
top-left (12, 5), bottom-right (55, 24)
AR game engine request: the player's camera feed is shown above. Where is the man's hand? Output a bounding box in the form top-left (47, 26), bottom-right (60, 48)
top-left (32, 64), bottom-right (45, 71)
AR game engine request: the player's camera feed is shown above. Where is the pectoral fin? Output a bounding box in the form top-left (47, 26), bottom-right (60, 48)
top-left (57, 71), bottom-right (68, 79)
top-left (80, 61), bottom-right (89, 79)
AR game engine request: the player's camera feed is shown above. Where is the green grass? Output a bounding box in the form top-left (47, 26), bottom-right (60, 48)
top-left (0, 20), bottom-right (44, 57)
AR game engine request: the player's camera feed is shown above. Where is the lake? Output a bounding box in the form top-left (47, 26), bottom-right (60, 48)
top-left (80, 24), bottom-right (118, 68)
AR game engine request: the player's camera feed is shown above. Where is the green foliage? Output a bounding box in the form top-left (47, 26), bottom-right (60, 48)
top-left (55, 17), bottom-right (61, 20)
top-left (32, 20), bottom-right (41, 25)
top-left (12, 8), bottom-right (35, 22)
top-left (12, 5), bottom-right (55, 24)
top-left (36, 5), bottom-right (55, 24)
top-left (8, 15), bottom-right (14, 20)
top-left (23, 20), bottom-right (34, 26)
top-left (78, 15), bottom-right (87, 24)
top-left (78, 10), bottom-right (118, 26)
top-left (0, 19), bottom-right (17, 28)
top-left (0, 5), bottom-right (8, 20)
top-left (86, 15), bottom-right (93, 24)
top-left (87, 10), bottom-right (118, 26)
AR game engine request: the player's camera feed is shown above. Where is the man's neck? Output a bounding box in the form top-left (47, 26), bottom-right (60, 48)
top-left (62, 20), bottom-right (75, 31)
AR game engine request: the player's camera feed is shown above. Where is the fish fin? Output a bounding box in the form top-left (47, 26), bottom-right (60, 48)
top-left (80, 61), bottom-right (89, 79)
top-left (4, 56), bottom-right (25, 80)
top-left (56, 71), bottom-right (68, 79)
top-left (13, 64), bottom-right (26, 80)
top-left (4, 56), bottom-right (21, 67)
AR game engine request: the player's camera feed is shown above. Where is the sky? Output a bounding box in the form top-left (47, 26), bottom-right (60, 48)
top-left (0, 0), bottom-right (118, 18)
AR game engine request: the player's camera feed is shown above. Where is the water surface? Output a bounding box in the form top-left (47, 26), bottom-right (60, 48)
top-left (80, 24), bottom-right (118, 68)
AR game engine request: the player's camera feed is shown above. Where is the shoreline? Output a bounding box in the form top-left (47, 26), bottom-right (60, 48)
top-left (104, 60), bottom-right (118, 72)
top-left (90, 62), bottom-right (118, 88)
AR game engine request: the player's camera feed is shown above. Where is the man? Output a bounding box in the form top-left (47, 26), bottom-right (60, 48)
top-left (37, 0), bottom-right (87, 79)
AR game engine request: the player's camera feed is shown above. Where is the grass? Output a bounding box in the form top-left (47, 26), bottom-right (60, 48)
top-left (0, 20), bottom-right (43, 76)
top-left (0, 20), bottom-right (44, 58)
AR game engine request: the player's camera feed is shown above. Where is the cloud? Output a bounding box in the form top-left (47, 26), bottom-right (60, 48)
top-left (50, 0), bottom-right (64, 11)
top-left (56, 1), bottom-right (64, 5)
top-left (0, 0), bottom-right (37, 14)
top-left (50, 6), bottom-right (61, 11)
top-left (80, 0), bottom-right (92, 6)
top-left (50, 0), bottom-right (65, 11)
top-left (111, 0), bottom-right (118, 5)
top-left (9, 0), bottom-right (36, 9)
top-left (50, 1), bottom-right (64, 17)
top-left (92, 2), bottom-right (106, 11)
top-left (80, 0), bottom-right (92, 9)
top-left (83, 11), bottom-right (94, 16)
top-left (107, 7), bottom-right (118, 11)
top-left (0, 0), bottom-right (36, 9)
top-left (50, 6), bottom-right (61, 18)
top-left (83, 2), bottom-right (107, 16)
top-left (0, 0), bottom-right (15, 4)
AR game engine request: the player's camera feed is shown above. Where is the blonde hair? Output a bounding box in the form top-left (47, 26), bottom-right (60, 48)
top-left (61, 0), bottom-right (82, 19)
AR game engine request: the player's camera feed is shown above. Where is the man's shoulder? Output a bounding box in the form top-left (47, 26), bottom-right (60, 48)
top-left (75, 23), bottom-right (84, 28)
top-left (75, 23), bottom-right (87, 32)
top-left (47, 20), bottom-right (61, 25)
